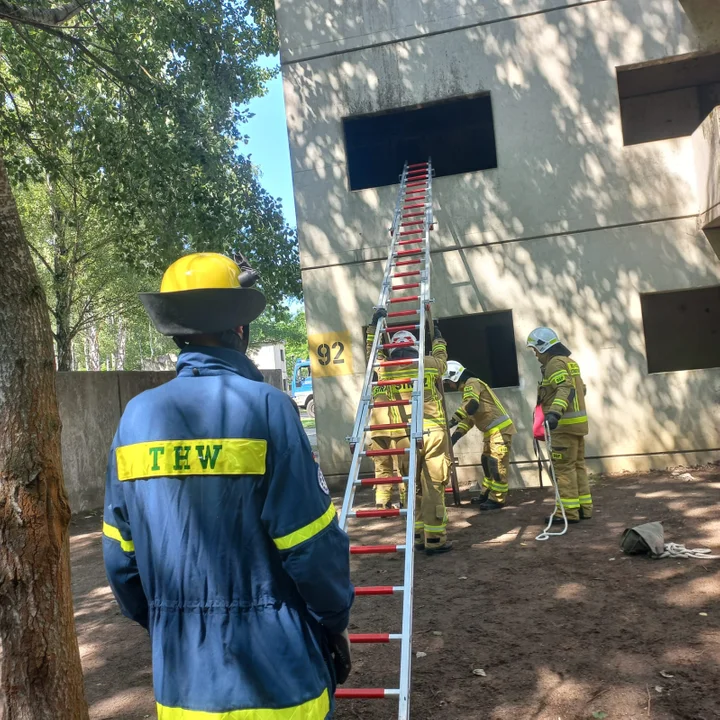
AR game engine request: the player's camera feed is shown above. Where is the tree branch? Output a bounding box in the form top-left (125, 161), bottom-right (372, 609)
top-left (0, 1), bottom-right (99, 28)
top-left (26, 240), bottom-right (56, 276)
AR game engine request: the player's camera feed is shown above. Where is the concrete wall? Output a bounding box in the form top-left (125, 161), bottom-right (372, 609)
top-left (693, 106), bottom-right (720, 230)
top-left (59, 367), bottom-right (287, 513)
top-left (57, 372), bottom-right (174, 513)
top-left (276, 0), bottom-right (720, 483)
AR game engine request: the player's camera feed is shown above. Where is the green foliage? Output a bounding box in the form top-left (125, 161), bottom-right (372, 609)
top-left (2, 0), bottom-right (302, 369)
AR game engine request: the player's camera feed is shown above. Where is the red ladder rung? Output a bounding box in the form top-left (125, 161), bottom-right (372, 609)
top-left (397, 239), bottom-right (423, 246)
top-left (349, 633), bottom-right (400, 643)
top-left (374, 377), bottom-right (413, 386)
top-left (408, 161), bottom-right (428, 168)
top-left (395, 258), bottom-right (421, 266)
top-left (352, 508), bottom-right (402, 518)
top-left (400, 220), bottom-right (424, 226)
top-left (399, 229), bottom-right (423, 236)
top-left (395, 249), bottom-right (423, 257)
top-left (359, 475), bottom-right (405, 485)
top-left (355, 586), bottom-right (401, 596)
top-left (365, 448), bottom-right (407, 457)
top-left (336, 688), bottom-right (399, 699)
top-left (377, 358), bottom-right (417, 366)
top-left (382, 340), bottom-right (415, 349)
top-left (383, 323), bottom-right (418, 331)
top-left (388, 295), bottom-right (419, 304)
top-left (391, 283), bottom-right (420, 290)
top-left (391, 269), bottom-right (420, 277)
top-left (387, 309), bottom-right (419, 317)
top-left (403, 202), bottom-right (426, 209)
top-left (402, 211), bottom-right (425, 218)
top-left (350, 544), bottom-right (403, 554)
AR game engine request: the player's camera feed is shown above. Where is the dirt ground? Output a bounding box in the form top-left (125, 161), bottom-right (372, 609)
top-left (71, 464), bottom-right (720, 720)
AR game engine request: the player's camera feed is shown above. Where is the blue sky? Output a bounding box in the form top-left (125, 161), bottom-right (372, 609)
top-left (244, 56), bottom-right (297, 228)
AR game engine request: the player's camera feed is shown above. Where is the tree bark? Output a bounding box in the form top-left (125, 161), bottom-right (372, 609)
top-left (116, 316), bottom-right (126, 371)
top-left (0, 152), bottom-right (89, 720)
top-left (47, 178), bottom-right (73, 372)
top-left (86, 319), bottom-right (100, 371)
top-left (0, 1), bottom-right (98, 27)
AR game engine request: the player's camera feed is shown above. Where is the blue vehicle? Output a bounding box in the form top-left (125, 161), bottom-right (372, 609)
top-left (291, 359), bottom-right (314, 418)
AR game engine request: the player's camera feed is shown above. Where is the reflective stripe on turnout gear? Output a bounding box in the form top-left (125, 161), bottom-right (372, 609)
top-left (156, 688), bottom-right (330, 720)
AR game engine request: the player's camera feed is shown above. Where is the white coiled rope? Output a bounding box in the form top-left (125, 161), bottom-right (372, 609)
top-left (535, 420), bottom-right (568, 542)
top-left (657, 543), bottom-right (720, 560)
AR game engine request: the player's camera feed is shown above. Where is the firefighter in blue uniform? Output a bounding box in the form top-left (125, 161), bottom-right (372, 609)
top-left (103, 252), bottom-right (354, 720)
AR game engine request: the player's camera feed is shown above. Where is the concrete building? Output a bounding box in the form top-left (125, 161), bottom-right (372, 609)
top-left (248, 342), bottom-right (289, 391)
top-left (275, 0), bottom-right (720, 487)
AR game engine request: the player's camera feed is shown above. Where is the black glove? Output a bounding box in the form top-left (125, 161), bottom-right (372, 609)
top-left (370, 308), bottom-right (387, 326)
top-left (433, 319), bottom-right (443, 339)
top-left (448, 416), bottom-right (459, 429)
top-left (328, 629), bottom-right (352, 684)
top-left (451, 431), bottom-right (463, 446)
top-left (545, 412), bottom-right (561, 431)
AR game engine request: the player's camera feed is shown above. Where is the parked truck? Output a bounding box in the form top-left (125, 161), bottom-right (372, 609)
top-left (290, 358), bottom-right (314, 418)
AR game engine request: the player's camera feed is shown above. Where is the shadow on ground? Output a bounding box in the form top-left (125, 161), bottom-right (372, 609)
top-left (72, 463), bottom-right (720, 720)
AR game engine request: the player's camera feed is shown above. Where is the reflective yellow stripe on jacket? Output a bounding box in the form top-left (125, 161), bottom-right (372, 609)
top-left (157, 688), bottom-right (330, 720)
top-left (103, 521), bottom-right (135, 552)
top-left (272, 503), bottom-right (337, 551)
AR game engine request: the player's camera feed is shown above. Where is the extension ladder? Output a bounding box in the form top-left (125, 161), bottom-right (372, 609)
top-left (336, 160), bottom-right (434, 719)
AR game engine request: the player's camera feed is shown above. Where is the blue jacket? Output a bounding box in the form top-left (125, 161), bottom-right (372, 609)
top-left (103, 346), bottom-right (354, 719)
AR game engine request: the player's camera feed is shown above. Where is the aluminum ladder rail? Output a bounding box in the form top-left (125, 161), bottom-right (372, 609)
top-left (336, 160), bottom-right (434, 719)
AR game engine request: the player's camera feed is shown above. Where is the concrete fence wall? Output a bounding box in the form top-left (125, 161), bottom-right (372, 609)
top-left (58, 368), bottom-right (285, 513)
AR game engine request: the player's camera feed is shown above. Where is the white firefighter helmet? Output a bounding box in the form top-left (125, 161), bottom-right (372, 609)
top-left (443, 360), bottom-right (465, 383)
top-left (526, 327), bottom-right (560, 354)
top-left (390, 330), bottom-right (418, 353)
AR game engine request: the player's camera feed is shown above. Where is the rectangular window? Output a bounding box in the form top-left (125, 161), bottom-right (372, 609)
top-left (641, 286), bottom-right (720, 373)
top-left (280, 349), bottom-right (285, 362)
top-left (617, 51), bottom-right (720, 145)
top-left (343, 94), bottom-right (498, 191)
top-left (437, 310), bottom-right (519, 388)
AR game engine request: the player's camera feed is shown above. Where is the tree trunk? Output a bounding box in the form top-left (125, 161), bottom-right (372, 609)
top-left (116, 316), bottom-right (126, 371)
top-left (0, 153), bottom-right (89, 720)
top-left (86, 320), bottom-right (100, 372)
top-left (47, 178), bottom-right (73, 372)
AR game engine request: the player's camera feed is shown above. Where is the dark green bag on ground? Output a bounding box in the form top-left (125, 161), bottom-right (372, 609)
top-left (620, 521), bottom-right (665, 558)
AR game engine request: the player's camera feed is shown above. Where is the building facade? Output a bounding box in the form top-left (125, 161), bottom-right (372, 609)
top-left (275, 0), bottom-right (720, 486)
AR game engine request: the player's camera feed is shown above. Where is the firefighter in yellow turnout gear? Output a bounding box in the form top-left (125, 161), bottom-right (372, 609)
top-left (443, 361), bottom-right (516, 510)
top-left (527, 327), bottom-right (592, 524)
top-left (367, 310), bottom-right (409, 509)
top-left (368, 309), bottom-right (452, 555)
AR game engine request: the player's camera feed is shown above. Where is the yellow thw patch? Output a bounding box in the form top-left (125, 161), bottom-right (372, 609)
top-left (116, 438), bottom-right (267, 481)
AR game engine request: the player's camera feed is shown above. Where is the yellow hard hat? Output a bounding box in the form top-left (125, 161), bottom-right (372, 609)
top-left (140, 252), bottom-right (266, 336)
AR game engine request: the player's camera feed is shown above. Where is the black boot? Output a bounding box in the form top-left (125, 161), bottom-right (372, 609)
top-left (414, 535), bottom-right (424, 551)
top-left (470, 491), bottom-right (490, 505)
top-left (479, 499), bottom-right (505, 512)
top-left (425, 539), bottom-right (453, 556)
top-left (579, 507), bottom-right (593, 520)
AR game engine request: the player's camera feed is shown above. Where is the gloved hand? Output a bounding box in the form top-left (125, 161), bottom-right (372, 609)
top-left (327, 629), bottom-right (352, 684)
top-left (451, 431), bottom-right (463, 446)
top-left (545, 412), bottom-right (561, 431)
top-left (370, 308), bottom-right (387, 326)
top-left (433, 319), bottom-right (443, 339)
top-left (448, 416), bottom-right (459, 429)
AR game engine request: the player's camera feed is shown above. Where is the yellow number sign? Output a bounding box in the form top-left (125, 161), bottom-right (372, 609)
top-left (308, 331), bottom-right (353, 378)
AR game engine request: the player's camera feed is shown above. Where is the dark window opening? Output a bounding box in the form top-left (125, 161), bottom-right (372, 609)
top-left (617, 51), bottom-right (720, 145)
top-left (641, 286), bottom-right (720, 373)
top-left (343, 94), bottom-right (498, 191)
top-left (438, 310), bottom-right (519, 388)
